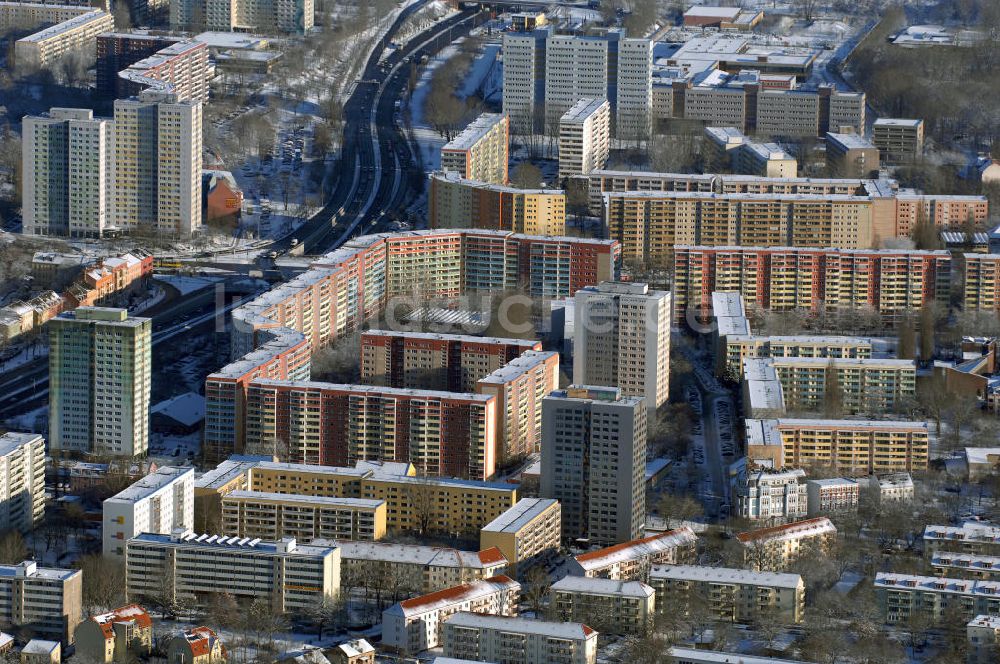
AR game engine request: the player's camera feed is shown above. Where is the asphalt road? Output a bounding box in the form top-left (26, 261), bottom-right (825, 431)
top-left (269, 5), bottom-right (487, 255)
top-left (0, 286), bottom-right (236, 420)
top-left (0, 7), bottom-right (489, 418)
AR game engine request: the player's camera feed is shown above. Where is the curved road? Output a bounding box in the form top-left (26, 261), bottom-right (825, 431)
top-left (0, 7), bottom-right (490, 417)
top-left (272, 5), bottom-right (488, 255)
top-left (0, 287), bottom-right (235, 420)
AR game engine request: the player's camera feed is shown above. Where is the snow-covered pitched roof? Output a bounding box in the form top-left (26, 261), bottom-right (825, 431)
top-left (442, 613), bottom-right (596, 640)
top-left (573, 527), bottom-right (698, 571)
top-left (385, 576), bottom-right (519, 618)
top-left (736, 517), bottom-right (836, 545)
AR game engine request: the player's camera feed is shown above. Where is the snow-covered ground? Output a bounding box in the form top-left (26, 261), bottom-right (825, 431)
top-left (407, 42), bottom-right (460, 171)
top-left (5, 403), bottom-right (46, 432)
top-left (0, 341), bottom-right (46, 373)
top-left (408, 33), bottom-right (501, 174)
top-left (154, 275), bottom-right (225, 296)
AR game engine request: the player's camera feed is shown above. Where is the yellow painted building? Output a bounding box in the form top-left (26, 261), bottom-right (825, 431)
top-left (196, 459), bottom-right (517, 537)
top-left (480, 498), bottom-right (561, 573)
top-left (429, 172), bottom-right (566, 236)
top-left (745, 418), bottom-right (929, 475)
top-left (220, 491), bottom-right (387, 541)
top-left (604, 191), bottom-right (874, 265)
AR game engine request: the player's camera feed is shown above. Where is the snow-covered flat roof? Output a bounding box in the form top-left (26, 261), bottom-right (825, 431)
top-left (223, 491), bottom-right (384, 510)
top-left (0, 432), bottom-right (42, 458)
top-left (105, 467), bottom-right (193, 505)
top-left (966, 447), bottom-right (1000, 465)
top-left (21, 640), bottom-right (60, 655)
top-left (774, 419), bottom-right (928, 430)
top-left (481, 498), bottom-right (558, 534)
top-left (667, 647), bottom-right (808, 664)
top-left (684, 6), bottom-right (740, 19)
top-left (478, 351), bottom-right (557, 385)
top-left (442, 113), bottom-right (506, 152)
top-left (334, 541), bottom-right (507, 569)
top-left (561, 97), bottom-right (608, 124)
top-left (874, 118), bottom-right (923, 128)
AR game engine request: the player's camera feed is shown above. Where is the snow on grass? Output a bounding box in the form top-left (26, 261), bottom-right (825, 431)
top-left (458, 42), bottom-right (500, 100)
top-left (407, 42), bottom-right (462, 172)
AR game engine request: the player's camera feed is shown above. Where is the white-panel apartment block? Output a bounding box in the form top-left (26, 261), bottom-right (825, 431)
top-left (22, 109), bottom-right (112, 239)
top-left (559, 98), bottom-right (610, 179)
top-left (574, 281), bottom-right (671, 416)
top-left (0, 432), bottom-right (46, 532)
top-left (615, 38), bottom-right (652, 140)
top-left (103, 467), bottom-right (195, 558)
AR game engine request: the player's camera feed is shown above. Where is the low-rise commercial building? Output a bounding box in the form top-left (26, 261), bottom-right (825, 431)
top-left (103, 466), bottom-right (194, 558)
top-left (336, 541), bottom-right (508, 594)
top-left (0, 433), bottom-right (46, 532)
top-left (74, 605), bottom-right (153, 663)
top-left (568, 528), bottom-right (698, 580)
top-left (0, 561), bottom-right (82, 645)
top-left (125, 531), bottom-right (340, 613)
top-left (649, 565), bottom-right (804, 624)
top-left (737, 517), bottom-right (837, 571)
top-left (480, 498), bottom-right (561, 575)
top-left (382, 576), bottom-right (520, 653)
top-left (442, 613), bottom-right (598, 664)
top-left (441, 114), bottom-right (509, 185)
top-left (873, 118), bottom-right (924, 162)
top-left (20, 640), bottom-right (60, 664)
top-left (550, 576), bottom-right (654, 635)
top-left (220, 491), bottom-right (387, 541)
